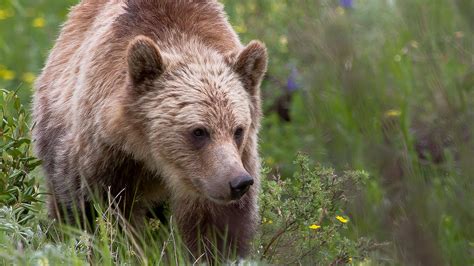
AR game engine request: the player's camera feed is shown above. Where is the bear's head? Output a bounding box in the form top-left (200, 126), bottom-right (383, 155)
top-left (125, 36), bottom-right (267, 204)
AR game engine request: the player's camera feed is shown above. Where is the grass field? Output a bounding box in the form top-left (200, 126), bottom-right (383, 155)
top-left (1, 0), bottom-right (473, 264)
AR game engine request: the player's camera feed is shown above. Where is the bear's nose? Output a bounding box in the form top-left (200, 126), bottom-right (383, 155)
top-left (229, 175), bottom-right (254, 200)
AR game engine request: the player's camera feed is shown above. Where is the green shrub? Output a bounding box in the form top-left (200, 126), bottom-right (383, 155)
top-left (0, 89), bottom-right (42, 224)
top-left (257, 153), bottom-right (372, 264)
top-left (0, 90), bottom-right (372, 264)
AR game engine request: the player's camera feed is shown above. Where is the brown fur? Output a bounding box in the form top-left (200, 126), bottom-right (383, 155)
top-left (33, 0), bottom-right (267, 260)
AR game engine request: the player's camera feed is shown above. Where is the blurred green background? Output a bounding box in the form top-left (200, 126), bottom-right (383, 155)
top-left (0, 0), bottom-right (473, 264)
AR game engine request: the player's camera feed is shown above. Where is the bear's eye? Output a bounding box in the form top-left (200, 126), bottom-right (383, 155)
top-left (190, 128), bottom-right (209, 149)
top-left (234, 127), bottom-right (244, 140)
top-left (193, 128), bottom-right (207, 138)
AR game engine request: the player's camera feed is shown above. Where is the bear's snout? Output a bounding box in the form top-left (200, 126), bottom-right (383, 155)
top-left (229, 175), bottom-right (254, 200)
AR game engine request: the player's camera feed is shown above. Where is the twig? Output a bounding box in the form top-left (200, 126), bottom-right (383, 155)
top-left (262, 220), bottom-right (297, 258)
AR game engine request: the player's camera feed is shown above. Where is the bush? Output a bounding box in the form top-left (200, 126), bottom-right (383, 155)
top-left (0, 89), bottom-right (373, 264)
top-left (0, 89), bottom-right (42, 224)
top-left (257, 153), bottom-right (372, 264)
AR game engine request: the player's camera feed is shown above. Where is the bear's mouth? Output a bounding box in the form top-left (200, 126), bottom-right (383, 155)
top-left (207, 195), bottom-right (236, 205)
top-left (189, 178), bottom-right (239, 205)
top-left (190, 179), bottom-right (236, 204)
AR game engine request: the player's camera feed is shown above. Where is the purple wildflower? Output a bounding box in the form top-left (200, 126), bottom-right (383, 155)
top-left (340, 0), bottom-right (353, 8)
top-left (286, 66), bottom-right (300, 92)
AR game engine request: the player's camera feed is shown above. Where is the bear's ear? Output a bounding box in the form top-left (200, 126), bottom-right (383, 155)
top-left (127, 35), bottom-right (165, 88)
top-left (233, 41), bottom-right (268, 96)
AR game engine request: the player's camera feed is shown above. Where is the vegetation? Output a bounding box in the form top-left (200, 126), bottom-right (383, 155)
top-left (0, 0), bottom-right (473, 264)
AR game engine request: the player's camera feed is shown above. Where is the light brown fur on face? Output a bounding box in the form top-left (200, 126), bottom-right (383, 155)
top-left (33, 0), bottom-right (267, 260)
top-left (129, 39), bottom-right (256, 202)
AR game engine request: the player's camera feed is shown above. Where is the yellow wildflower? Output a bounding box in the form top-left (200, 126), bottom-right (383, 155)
top-left (309, 224), bottom-right (321, 230)
top-left (0, 9), bottom-right (8, 20)
top-left (279, 35), bottom-right (288, 46)
top-left (22, 72), bottom-right (36, 84)
top-left (270, 1), bottom-right (285, 12)
top-left (248, 2), bottom-right (257, 12)
top-left (265, 156), bottom-right (275, 166)
top-left (359, 258), bottom-right (373, 266)
top-left (235, 4), bottom-right (244, 16)
top-left (0, 9), bottom-right (14, 20)
top-left (0, 69), bottom-right (16, 80)
top-left (385, 109), bottom-right (401, 118)
top-left (410, 40), bottom-right (419, 49)
top-left (33, 16), bottom-right (46, 28)
top-left (235, 24), bottom-right (247, 34)
top-left (336, 215), bottom-right (349, 223)
top-left (349, 257), bottom-right (353, 262)
top-left (37, 257), bottom-right (49, 266)
top-left (336, 6), bottom-right (345, 16)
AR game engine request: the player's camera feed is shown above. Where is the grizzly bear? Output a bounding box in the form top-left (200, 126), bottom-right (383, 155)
top-left (32, 0), bottom-right (267, 260)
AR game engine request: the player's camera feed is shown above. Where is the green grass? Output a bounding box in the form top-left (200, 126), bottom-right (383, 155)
top-left (1, 0), bottom-right (473, 264)
top-left (0, 89), bottom-right (369, 264)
